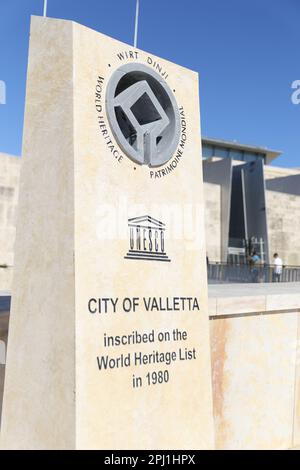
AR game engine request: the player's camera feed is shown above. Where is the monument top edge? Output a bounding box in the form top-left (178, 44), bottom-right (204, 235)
top-left (30, 15), bottom-right (199, 78)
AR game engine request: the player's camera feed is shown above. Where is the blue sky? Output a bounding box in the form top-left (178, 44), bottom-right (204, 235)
top-left (0, 0), bottom-right (299, 167)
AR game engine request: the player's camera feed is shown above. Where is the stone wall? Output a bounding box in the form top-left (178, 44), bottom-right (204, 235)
top-left (264, 165), bottom-right (300, 180)
top-left (264, 165), bottom-right (300, 267)
top-left (209, 283), bottom-right (300, 450)
top-left (2, 283), bottom-right (300, 449)
top-left (203, 182), bottom-right (221, 262)
top-left (264, 166), bottom-right (300, 266)
top-left (0, 312), bottom-right (9, 426)
top-left (0, 154), bottom-right (21, 290)
top-left (266, 190), bottom-right (300, 266)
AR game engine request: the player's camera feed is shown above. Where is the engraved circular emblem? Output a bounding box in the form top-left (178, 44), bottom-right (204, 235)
top-left (106, 63), bottom-right (180, 167)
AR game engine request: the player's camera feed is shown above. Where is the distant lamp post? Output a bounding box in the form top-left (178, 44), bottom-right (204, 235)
top-left (43, 0), bottom-right (48, 17)
top-left (0, 80), bottom-right (6, 105)
top-left (134, 0), bottom-right (140, 48)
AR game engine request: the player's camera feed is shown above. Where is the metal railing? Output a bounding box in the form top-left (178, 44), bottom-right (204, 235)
top-left (1, 261), bottom-right (299, 285)
top-left (208, 262), bottom-right (300, 284)
top-left (228, 237), bottom-right (267, 265)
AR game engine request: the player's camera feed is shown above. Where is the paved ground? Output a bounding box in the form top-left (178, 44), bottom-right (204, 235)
top-left (208, 282), bottom-right (300, 298)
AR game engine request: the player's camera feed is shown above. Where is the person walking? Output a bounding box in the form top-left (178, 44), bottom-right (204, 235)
top-left (273, 253), bottom-right (283, 282)
top-left (249, 251), bottom-right (261, 282)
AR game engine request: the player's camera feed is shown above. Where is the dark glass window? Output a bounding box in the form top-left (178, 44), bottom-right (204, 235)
top-left (229, 149), bottom-right (244, 160)
top-left (202, 144), bottom-right (214, 158)
top-left (214, 146), bottom-right (229, 158)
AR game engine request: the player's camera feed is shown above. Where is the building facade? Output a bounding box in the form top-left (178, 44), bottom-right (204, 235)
top-left (0, 153), bottom-right (20, 291)
top-left (202, 138), bottom-right (300, 266)
top-left (0, 139), bottom-right (299, 295)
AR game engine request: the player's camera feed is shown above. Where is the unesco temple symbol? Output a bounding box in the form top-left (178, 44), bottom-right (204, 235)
top-left (125, 216), bottom-right (171, 262)
top-left (106, 63), bottom-right (181, 167)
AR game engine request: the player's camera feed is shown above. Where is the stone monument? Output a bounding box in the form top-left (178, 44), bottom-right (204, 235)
top-left (0, 16), bottom-right (214, 449)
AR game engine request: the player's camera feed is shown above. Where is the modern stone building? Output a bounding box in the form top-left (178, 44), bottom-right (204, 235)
top-left (202, 138), bottom-right (300, 266)
top-left (0, 140), bottom-right (299, 294)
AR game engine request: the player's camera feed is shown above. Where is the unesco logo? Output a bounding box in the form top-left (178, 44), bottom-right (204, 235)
top-left (125, 216), bottom-right (171, 262)
top-left (106, 63), bottom-right (180, 167)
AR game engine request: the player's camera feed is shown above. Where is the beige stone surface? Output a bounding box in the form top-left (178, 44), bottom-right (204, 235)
top-left (73, 18), bottom-right (213, 451)
top-left (208, 283), bottom-right (300, 450)
top-left (2, 276), bottom-right (300, 449)
top-left (266, 190), bottom-right (300, 266)
top-left (203, 182), bottom-right (221, 262)
top-left (293, 310), bottom-right (300, 448)
top-left (215, 295), bottom-right (266, 316)
top-left (0, 17), bottom-right (75, 450)
top-left (209, 282), bottom-right (300, 315)
top-left (0, 16), bottom-right (214, 450)
top-left (0, 269), bottom-right (13, 293)
top-left (264, 165), bottom-right (300, 180)
top-left (210, 312), bottom-right (298, 449)
top-left (0, 154), bottom-right (21, 290)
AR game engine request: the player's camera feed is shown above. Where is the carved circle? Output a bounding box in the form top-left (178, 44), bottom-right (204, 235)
top-left (106, 63), bottom-right (180, 167)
